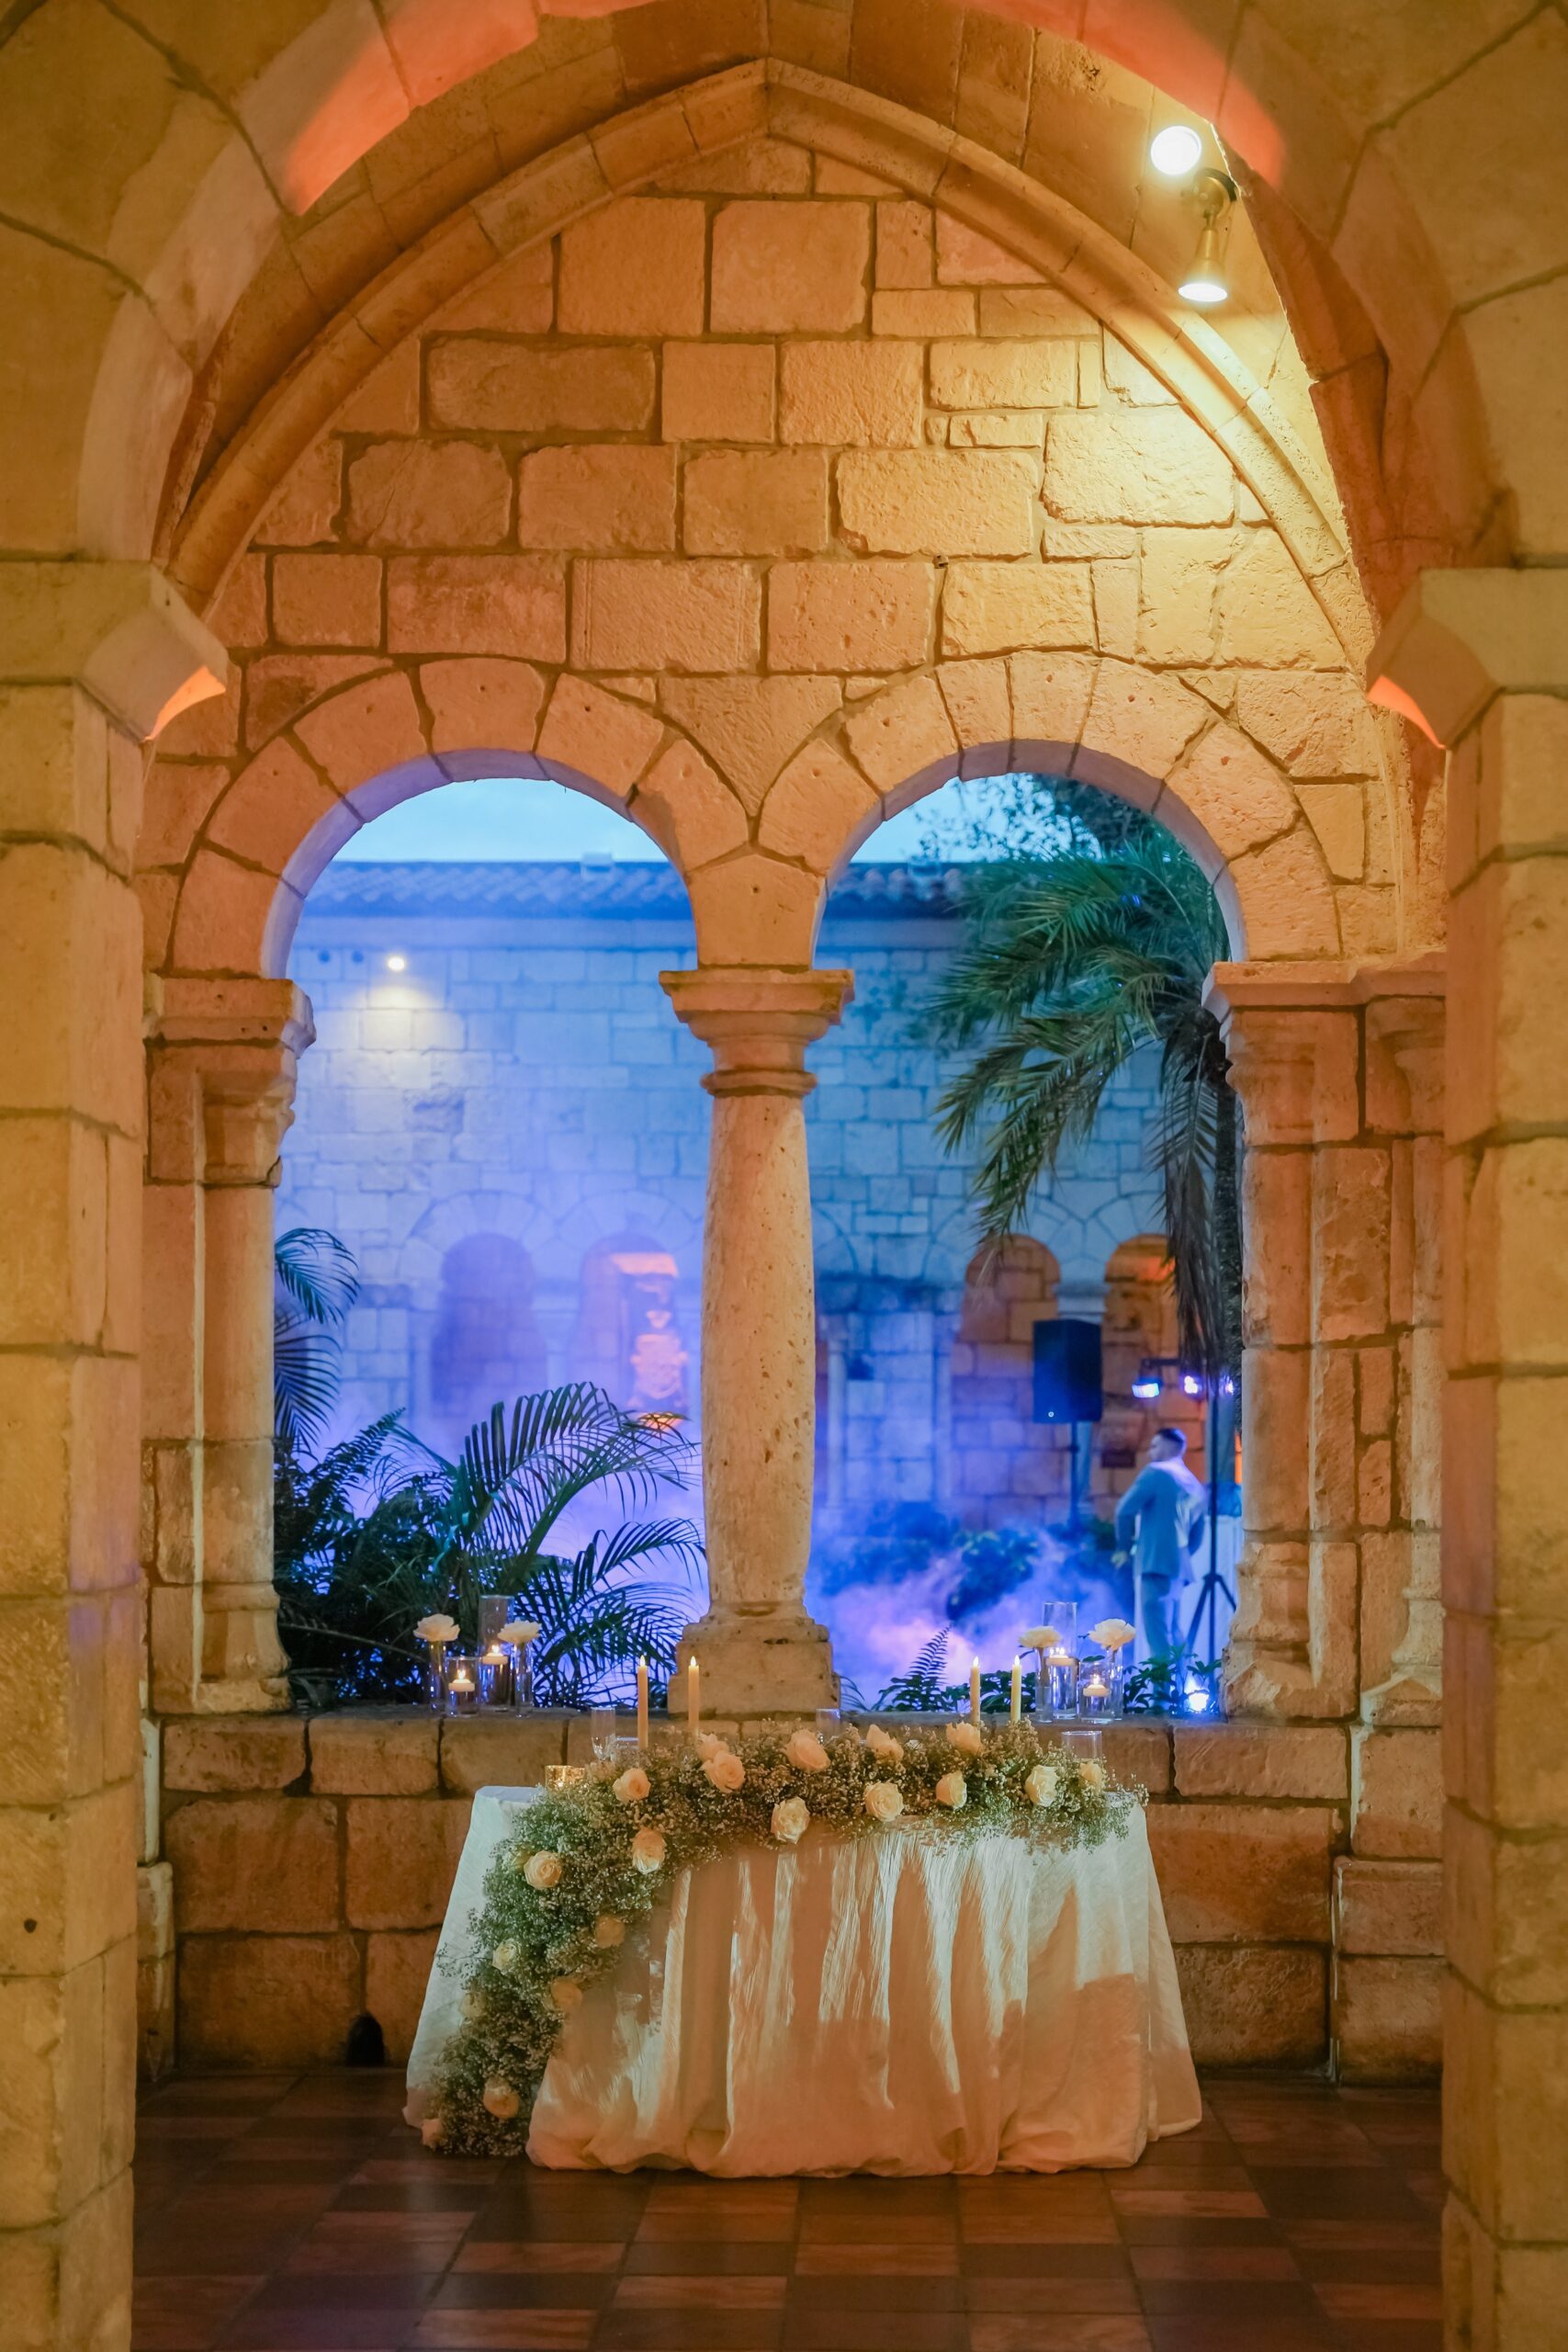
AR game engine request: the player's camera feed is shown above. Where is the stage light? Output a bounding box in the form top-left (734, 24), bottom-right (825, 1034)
top-left (1180, 1372), bottom-right (1205, 1398)
top-left (1149, 123), bottom-right (1202, 177)
top-left (1132, 1361), bottom-right (1163, 1401)
top-left (386, 953), bottom-right (407, 971)
top-left (1183, 1679), bottom-right (1213, 1715)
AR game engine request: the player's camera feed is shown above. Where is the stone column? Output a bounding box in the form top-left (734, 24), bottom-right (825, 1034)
top-left (1370, 569), bottom-right (1568, 2342)
top-left (145, 978), bottom-right (314, 1713)
top-left (0, 564), bottom-right (224, 2350)
top-left (661, 967), bottom-right (852, 1712)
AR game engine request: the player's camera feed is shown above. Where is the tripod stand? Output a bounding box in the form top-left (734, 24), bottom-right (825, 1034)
top-left (1183, 1379), bottom-right (1236, 1668)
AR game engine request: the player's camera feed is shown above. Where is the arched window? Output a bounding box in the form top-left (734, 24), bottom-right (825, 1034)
top-left (1100, 1235), bottom-right (1206, 1492)
top-left (575, 1234), bottom-right (691, 1417)
top-left (429, 1233), bottom-right (547, 1441)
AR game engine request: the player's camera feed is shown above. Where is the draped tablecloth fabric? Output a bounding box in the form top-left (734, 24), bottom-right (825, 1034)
top-left (406, 1783), bottom-right (1201, 2177)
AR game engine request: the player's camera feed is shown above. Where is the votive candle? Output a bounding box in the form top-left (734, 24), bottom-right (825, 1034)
top-left (970, 1655), bottom-right (982, 1725)
top-left (1010, 1655), bottom-right (1022, 1724)
top-left (687, 1654), bottom-right (700, 1731)
top-left (637, 1655), bottom-right (649, 1747)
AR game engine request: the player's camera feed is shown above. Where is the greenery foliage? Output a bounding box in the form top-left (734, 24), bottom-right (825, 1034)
top-left (274, 1227), bottom-right (360, 1453)
top-left (922, 786), bottom-right (1242, 1382)
top-left (429, 1719), bottom-right (1135, 2153)
top-left (813, 1502), bottom-right (1042, 1625)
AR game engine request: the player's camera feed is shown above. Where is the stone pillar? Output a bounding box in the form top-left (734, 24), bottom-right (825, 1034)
top-left (1370, 570), bottom-right (1568, 2344)
top-left (661, 967), bottom-right (852, 1712)
top-left (144, 978), bottom-right (314, 1714)
top-left (0, 564), bottom-right (224, 2349)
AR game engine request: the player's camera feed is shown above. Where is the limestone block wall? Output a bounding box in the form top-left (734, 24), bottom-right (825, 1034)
top-left (151, 1712), bottom-right (1439, 2084)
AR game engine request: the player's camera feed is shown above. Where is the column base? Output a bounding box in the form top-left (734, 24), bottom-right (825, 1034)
top-left (676, 1606), bottom-right (839, 1714)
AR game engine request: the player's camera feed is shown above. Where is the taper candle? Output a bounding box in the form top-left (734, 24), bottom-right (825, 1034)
top-left (970, 1655), bottom-right (982, 1725)
top-left (637, 1655), bottom-right (649, 1747)
top-left (1010, 1654), bottom-right (1022, 1724)
top-left (687, 1654), bottom-right (699, 1731)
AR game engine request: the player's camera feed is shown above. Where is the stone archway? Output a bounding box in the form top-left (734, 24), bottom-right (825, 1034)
top-left (4, 6), bottom-right (1566, 2344)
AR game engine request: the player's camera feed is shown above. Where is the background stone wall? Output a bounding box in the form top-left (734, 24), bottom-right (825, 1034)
top-left (147, 1711), bottom-right (1441, 2086)
top-left (277, 854), bottom-right (1179, 1531)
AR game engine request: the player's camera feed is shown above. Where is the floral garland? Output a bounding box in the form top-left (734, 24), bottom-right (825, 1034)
top-left (425, 1719), bottom-right (1138, 2154)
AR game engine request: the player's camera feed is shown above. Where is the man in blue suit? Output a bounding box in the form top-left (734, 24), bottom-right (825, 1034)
top-left (1113, 1428), bottom-right (1207, 1664)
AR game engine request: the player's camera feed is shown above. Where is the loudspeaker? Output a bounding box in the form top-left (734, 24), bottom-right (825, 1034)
top-left (1032, 1317), bottom-right (1103, 1424)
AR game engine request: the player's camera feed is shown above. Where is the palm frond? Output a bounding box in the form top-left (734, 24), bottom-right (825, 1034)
top-left (275, 1227), bottom-right (360, 1327)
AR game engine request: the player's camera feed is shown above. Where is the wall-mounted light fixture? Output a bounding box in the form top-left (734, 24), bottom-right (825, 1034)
top-left (1149, 122), bottom-right (1203, 178)
top-left (1179, 169), bottom-right (1237, 306)
top-left (386, 953), bottom-right (407, 972)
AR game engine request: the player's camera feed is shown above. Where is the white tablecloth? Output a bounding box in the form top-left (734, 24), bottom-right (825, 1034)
top-left (407, 1783), bottom-right (1200, 2176)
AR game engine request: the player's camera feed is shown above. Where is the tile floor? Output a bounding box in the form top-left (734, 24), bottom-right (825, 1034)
top-left (133, 2071), bottom-right (1442, 2352)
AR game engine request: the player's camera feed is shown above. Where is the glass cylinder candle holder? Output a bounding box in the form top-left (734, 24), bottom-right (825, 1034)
top-left (424, 1645), bottom-right (451, 1714)
top-left (1077, 1652), bottom-right (1123, 1721)
top-left (508, 1645), bottom-right (536, 1712)
top-left (1032, 1602), bottom-right (1078, 1720)
top-left (446, 1654), bottom-right (480, 1713)
top-left (1061, 1724), bottom-right (1104, 1766)
top-left (476, 1642), bottom-right (513, 1708)
top-left (589, 1706), bottom-right (617, 1759)
top-left (478, 1595), bottom-right (509, 1648)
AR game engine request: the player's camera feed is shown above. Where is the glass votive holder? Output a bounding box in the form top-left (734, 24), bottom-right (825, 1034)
top-left (446, 1655), bottom-right (480, 1713)
top-left (476, 1643), bottom-right (513, 1707)
top-left (1077, 1653), bottom-right (1124, 1720)
top-left (424, 1645), bottom-right (451, 1713)
top-left (589, 1706), bottom-right (617, 1758)
top-left (1060, 1724), bottom-right (1105, 1765)
top-left (478, 1594), bottom-right (509, 1647)
top-left (1031, 1602), bottom-right (1079, 1721)
top-left (509, 1645), bottom-right (536, 1711)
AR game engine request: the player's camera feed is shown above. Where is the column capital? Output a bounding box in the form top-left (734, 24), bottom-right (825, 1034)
top-left (0, 558), bottom-right (227, 741)
top-left (1206, 957), bottom-right (1445, 1148)
top-left (1366, 566), bottom-right (1568, 748)
top-left (147, 978), bottom-right (315, 1185)
top-left (660, 966), bottom-right (854, 1097)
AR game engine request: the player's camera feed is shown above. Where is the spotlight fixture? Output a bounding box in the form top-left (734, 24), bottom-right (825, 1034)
top-left (386, 953), bottom-right (407, 971)
top-left (1179, 168), bottom-right (1236, 306)
top-left (1180, 1371), bottom-right (1206, 1398)
top-left (1132, 1360), bottom-right (1163, 1402)
top-left (1149, 122), bottom-right (1203, 178)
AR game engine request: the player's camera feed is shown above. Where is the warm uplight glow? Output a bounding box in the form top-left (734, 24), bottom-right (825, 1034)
top-left (1180, 221), bottom-right (1228, 303)
top-left (1149, 123), bottom-right (1203, 177)
top-left (386, 953), bottom-right (407, 971)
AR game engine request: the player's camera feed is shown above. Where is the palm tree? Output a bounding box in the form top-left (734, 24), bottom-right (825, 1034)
top-left (274, 1385), bottom-right (704, 1706)
top-left (274, 1227), bottom-right (360, 1453)
top-left (924, 820), bottom-right (1241, 1383)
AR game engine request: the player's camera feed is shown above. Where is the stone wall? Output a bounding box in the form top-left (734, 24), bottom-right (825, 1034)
top-left (149, 1711), bottom-right (1440, 2085)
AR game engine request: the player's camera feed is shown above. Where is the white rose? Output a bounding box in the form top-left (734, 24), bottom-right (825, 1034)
top-left (771, 1795), bottom-right (810, 1844)
top-left (704, 1747), bottom-right (746, 1793)
top-left (1089, 1618), bottom-right (1136, 1651)
top-left (460, 1988), bottom-right (486, 2022)
top-left (416, 1613), bottom-right (459, 1644)
top-left (785, 1727), bottom-right (829, 1773)
top-left (865, 1724), bottom-right (904, 1764)
top-left (863, 1781), bottom-right (904, 1824)
top-left (946, 1721), bottom-right (982, 1756)
top-left (612, 1766), bottom-right (650, 1805)
top-left (1080, 1759), bottom-right (1108, 1791)
top-left (631, 1826), bottom-right (667, 1874)
top-left (481, 2077), bottom-right (520, 2120)
top-left (549, 1976), bottom-right (583, 2015)
top-left (421, 2116), bottom-right (446, 2148)
top-left (934, 1770), bottom-right (967, 1810)
top-left (523, 1849), bottom-right (563, 1891)
top-left (1024, 1763), bottom-right (1059, 1808)
top-left (1020, 1626), bottom-right (1054, 1650)
top-left (499, 1619), bottom-right (541, 1645)
top-left (592, 1914), bottom-right (625, 1949)
top-left (695, 1730), bottom-right (728, 1758)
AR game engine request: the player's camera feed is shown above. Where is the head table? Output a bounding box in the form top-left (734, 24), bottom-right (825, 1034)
top-left (406, 1781), bottom-right (1200, 2176)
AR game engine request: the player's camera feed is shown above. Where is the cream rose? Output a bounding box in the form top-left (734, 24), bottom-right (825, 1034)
top-left (785, 1727), bottom-right (829, 1773)
top-left (1020, 1626), bottom-right (1054, 1650)
top-left (592, 1914), bottom-right (625, 1949)
top-left (631, 1826), bottom-right (667, 1874)
top-left (491, 1939), bottom-right (518, 1974)
top-left (420, 2116), bottom-right (446, 2148)
top-left (523, 1849), bottom-right (563, 1891)
top-left (703, 1747), bottom-right (746, 1792)
top-left (460, 1988), bottom-right (486, 2022)
top-left (865, 1724), bottom-right (904, 1764)
top-left (695, 1730), bottom-right (728, 1758)
top-left (934, 1770), bottom-right (967, 1810)
top-left (548, 1977), bottom-right (583, 2015)
top-left (863, 1781), bottom-right (904, 1824)
top-left (499, 1619), bottom-right (540, 1646)
top-left (1080, 1759), bottom-right (1108, 1791)
top-left (1024, 1763), bottom-right (1059, 1808)
top-left (481, 2077), bottom-right (520, 2120)
top-left (945, 1720), bottom-right (982, 1756)
top-left (772, 1795), bottom-right (810, 1844)
top-left (612, 1765), bottom-right (650, 1805)
top-left (416, 1612), bottom-right (459, 1644)
top-left (1089, 1617), bottom-right (1136, 1651)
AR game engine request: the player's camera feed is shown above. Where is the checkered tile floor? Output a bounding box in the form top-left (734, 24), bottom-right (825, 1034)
top-left (132, 2070), bottom-right (1442, 2352)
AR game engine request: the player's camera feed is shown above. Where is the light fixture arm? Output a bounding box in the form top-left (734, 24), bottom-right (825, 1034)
top-left (1192, 168), bottom-right (1237, 227)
